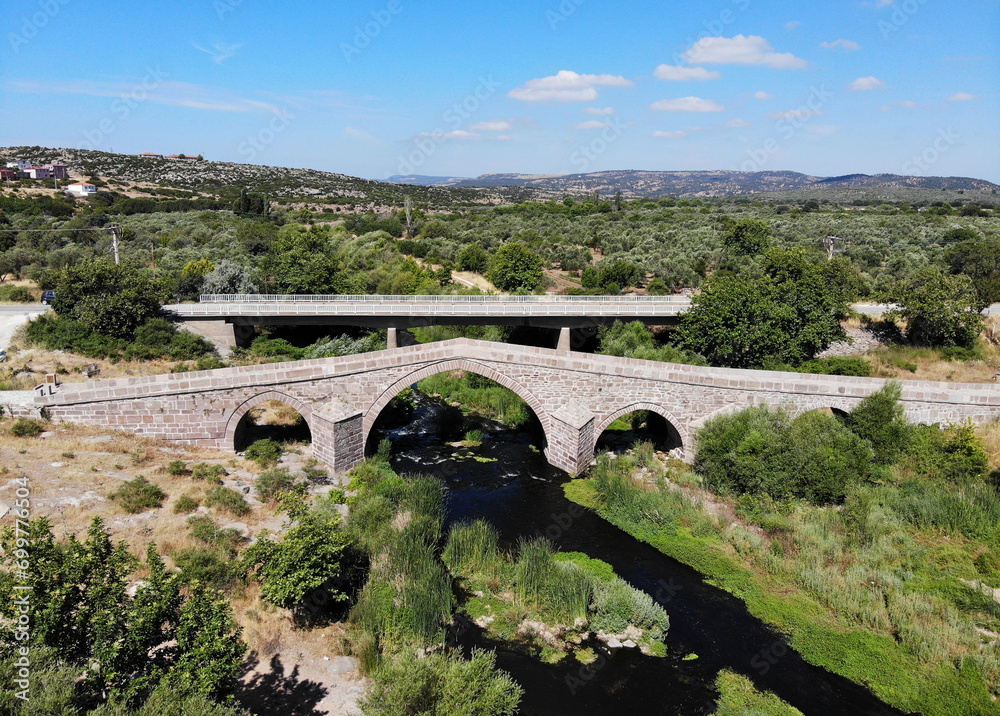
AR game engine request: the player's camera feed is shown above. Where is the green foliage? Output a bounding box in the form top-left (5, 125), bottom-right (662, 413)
top-left (191, 462), bottom-right (226, 482)
top-left (487, 242), bottom-right (544, 292)
top-left (676, 249), bottom-right (848, 368)
top-left (418, 371), bottom-right (530, 427)
top-left (166, 460), bottom-right (189, 476)
top-left (0, 284), bottom-right (34, 302)
top-left (845, 382), bottom-right (911, 465)
top-left (464, 429), bottom-right (484, 446)
top-left (359, 649), bottom-right (522, 716)
top-left (711, 670), bottom-right (803, 716)
top-left (254, 468), bottom-right (302, 503)
top-left (442, 520), bottom-right (500, 577)
top-left (240, 512), bottom-right (354, 610)
top-left (943, 236), bottom-right (1000, 304)
top-left (723, 218), bottom-right (771, 255)
top-left (89, 679), bottom-right (251, 716)
top-left (596, 320), bottom-right (708, 365)
top-left (204, 486), bottom-right (250, 516)
top-left (52, 259), bottom-right (167, 340)
top-left (25, 313), bottom-right (214, 361)
top-left (171, 583), bottom-right (247, 698)
top-left (173, 494), bottom-right (199, 514)
top-left (186, 515), bottom-right (245, 554)
top-left (9, 417), bottom-right (44, 437)
top-left (109, 475), bottom-right (166, 513)
top-left (589, 578), bottom-right (670, 640)
top-left (695, 405), bottom-right (873, 504)
top-left (904, 422), bottom-right (990, 483)
top-left (887, 266), bottom-right (986, 348)
top-left (244, 438), bottom-right (283, 468)
top-left (457, 243), bottom-right (489, 273)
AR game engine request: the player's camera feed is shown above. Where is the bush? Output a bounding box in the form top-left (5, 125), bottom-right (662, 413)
top-left (244, 438), bottom-right (283, 468)
top-left (174, 546), bottom-right (238, 590)
top-left (204, 486), bottom-right (250, 516)
top-left (187, 515), bottom-right (244, 554)
top-left (590, 578), bottom-right (670, 640)
top-left (0, 285), bottom-right (33, 303)
top-left (173, 494), bottom-right (199, 514)
top-left (109, 475), bottom-right (166, 513)
top-left (9, 417), bottom-right (44, 437)
top-left (192, 463), bottom-right (226, 482)
top-left (167, 460), bottom-right (189, 476)
top-left (487, 243), bottom-right (544, 292)
top-left (845, 382), bottom-right (911, 464)
top-left (359, 649), bottom-right (522, 716)
top-left (254, 468), bottom-right (301, 503)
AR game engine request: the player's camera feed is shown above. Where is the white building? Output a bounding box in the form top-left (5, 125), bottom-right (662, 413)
top-left (26, 166), bottom-right (51, 179)
top-left (66, 182), bottom-right (96, 197)
top-left (5, 160), bottom-right (31, 171)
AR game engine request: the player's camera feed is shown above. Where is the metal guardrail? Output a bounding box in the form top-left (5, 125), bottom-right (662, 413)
top-left (199, 294), bottom-right (691, 303)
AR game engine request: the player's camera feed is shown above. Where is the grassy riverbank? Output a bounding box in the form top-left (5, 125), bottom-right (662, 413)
top-left (564, 446), bottom-right (1000, 716)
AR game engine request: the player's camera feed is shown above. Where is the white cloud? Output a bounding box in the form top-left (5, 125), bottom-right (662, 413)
top-left (948, 92), bottom-right (976, 101)
top-left (895, 100), bottom-right (918, 108)
top-left (575, 120), bottom-right (612, 130)
top-left (878, 105), bottom-right (892, 112)
top-left (650, 96), bottom-right (725, 112)
top-left (850, 76), bottom-right (886, 90)
top-left (820, 39), bottom-right (861, 51)
top-left (584, 107), bottom-right (616, 115)
top-left (418, 129), bottom-right (481, 140)
top-left (681, 35), bottom-right (808, 69)
top-left (727, 118), bottom-right (752, 127)
top-left (653, 130), bottom-right (687, 139)
top-left (496, 135), bottom-right (511, 141)
top-left (808, 125), bottom-right (839, 135)
top-left (767, 108), bottom-right (822, 120)
top-left (754, 91), bottom-right (774, 100)
top-left (193, 41), bottom-right (242, 64)
top-left (344, 126), bottom-right (382, 146)
top-left (469, 120), bottom-right (512, 131)
top-left (3, 77), bottom-right (281, 113)
top-left (508, 70), bottom-right (633, 102)
top-left (653, 65), bottom-right (721, 81)
top-left (785, 21), bottom-right (802, 30)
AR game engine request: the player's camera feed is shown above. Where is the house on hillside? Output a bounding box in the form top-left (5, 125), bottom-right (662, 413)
top-left (0, 169), bottom-right (16, 181)
top-left (66, 182), bottom-right (96, 197)
top-left (138, 152), bottom-right (164, 159)
top-left (45, 164), bottom-right (68, 179)
top-left (6, 160), bottom-right (31, 171)
top-left (26, 166), bottom-right (51, 179)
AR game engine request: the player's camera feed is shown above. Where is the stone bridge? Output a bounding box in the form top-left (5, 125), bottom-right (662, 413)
top-left (22, 339), bottom-right (1000, 475)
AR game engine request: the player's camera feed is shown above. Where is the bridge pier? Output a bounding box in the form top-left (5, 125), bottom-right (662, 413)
top-left (557, 327), bottom-right (572, 352)
top-left (311, 399), bottom-right (365, 473)
top-left (545, 400), bottom-right (598, 476)
top-left (387, 327), bottom-right (398, 349)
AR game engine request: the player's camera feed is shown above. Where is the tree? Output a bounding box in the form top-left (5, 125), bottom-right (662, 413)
top-left (257, 225), bottom-right (344, 294)
top-left (676, 251), bottom-right (848, 368)
top-left (202, 260), bottom-right (257, 295)
top-left (943, 235), bottom-right (1000, 304)
top-left (886, 266), bottom-right (985, 347)
top-left (457, 243), bottom-right (489, 273)
top-left (845, 382), bottom-right (911, 465)
top-left (53, 258), bottom-right (168, 339)
top-left (487, 243), bottom-right (544, 292)
top-left (722, 219), bottom-right (771, 256)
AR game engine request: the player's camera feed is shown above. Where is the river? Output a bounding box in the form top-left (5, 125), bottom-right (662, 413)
top-left (369, 392), bottom-right (905, 716)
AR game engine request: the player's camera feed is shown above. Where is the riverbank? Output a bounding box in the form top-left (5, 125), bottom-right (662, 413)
top-left (564, 448), bottom-right (1000, 716)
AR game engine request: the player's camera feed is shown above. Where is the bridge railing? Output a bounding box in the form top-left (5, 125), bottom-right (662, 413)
top-left (198, 294), bottom-right (692, 303)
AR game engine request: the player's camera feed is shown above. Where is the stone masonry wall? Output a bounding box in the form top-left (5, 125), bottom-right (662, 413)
top-left (27, 338), bottom-right (1000, 475)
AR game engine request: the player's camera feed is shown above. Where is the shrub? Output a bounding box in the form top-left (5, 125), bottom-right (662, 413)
top-left (192, 463), bottom-right (226, 482)
top-left (254, 468), bottom-right (301, 503)
top-left (359, 649), bottom-right (522, 716)
top-left (204, 486), bottom-right (250, 516)
top-left (173, 494), bottom-right (199, 514)
top-left (174, 546), bottom-right (238, 590)
top-left (0, 285), bottom-right (34, 303)
top-left (9, 417), bottom-right (44, 437)
top-left (464, 429), bottom-right (484, 446)
top-left (845, 382), bottom-right (912, 465)
top-left (109, 475), bottom-right (166, 513)
top-left (443, 520), bottom-right (500, 577)
top-left (187, 515), bottom-right (244, 554)
top-left (590, 578), bottom-right (670, 640)
top-left (167, 460), bottom-right (189, 476)
top-left (244, 438), bottom-right (283, 468)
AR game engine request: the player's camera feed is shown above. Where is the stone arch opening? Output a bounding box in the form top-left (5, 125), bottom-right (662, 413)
top-left (594, 404), bottom-right (687, 458)
top-left (226, 391), bottom-right (313, 452)
top-left (363, 360), bottom-right (550, 458)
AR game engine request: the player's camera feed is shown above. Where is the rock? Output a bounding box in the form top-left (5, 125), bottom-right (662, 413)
top-left (0, 502), bottom-right (9, 519)
top-left (607, 637), bottom-right (623, 649)
top-left (328, 656), bottom-right (358, 675)
top-left (622, 639), bottom-right (637, 648)
top-left (50, 462), bottom-right (64, 468)
top-left (127, 580), bottom-right (147, 597)
top-left (624, 625), bottom-right (642, 641)
top-left (222, 522), bottom-right (251, 537)
top-left (84, 435), bottom-right (113, 443)
top-left (40, 432), bottom-right (56, 439)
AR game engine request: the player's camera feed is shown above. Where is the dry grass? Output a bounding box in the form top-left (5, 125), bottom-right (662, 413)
top-left (250, 400), bottom-right (304, 427)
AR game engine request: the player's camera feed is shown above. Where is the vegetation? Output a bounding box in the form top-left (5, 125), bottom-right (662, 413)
top-left (243, 438), bottom-right (283, 468)
top-left (204, 486), bottom-right (250, 517)
top-left (418, 371), bottom-right (531, 427)
top-left (109, 475), bottom-right (167, 513)
top-left (711, 671), bottom-right (802, 716)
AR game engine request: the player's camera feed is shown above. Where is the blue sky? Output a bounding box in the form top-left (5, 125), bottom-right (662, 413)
top-left (2, 0), bottom-right (998, 182)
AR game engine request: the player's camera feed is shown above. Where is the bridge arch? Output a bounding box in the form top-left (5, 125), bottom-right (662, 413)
top-left (363, 359), bottom-right (552, 448)
top-left (594, 403), bottom-right (691, 460)
top-left (224, 390), bottom-right (314, 451)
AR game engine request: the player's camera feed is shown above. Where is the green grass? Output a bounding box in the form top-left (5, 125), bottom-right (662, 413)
top-left (418, 372), bottom-right (530, 427)
top-left (711, 670), bottom-right (803, 716)
top-left (204, 486), bottom-right (250, 517)
top-left (565, 450), bottom-right (1000, 716)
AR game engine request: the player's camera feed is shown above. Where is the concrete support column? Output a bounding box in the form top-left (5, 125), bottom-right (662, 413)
top-left (387, 327), bottom-right (398, 349)
top-left (557, 326), bottom-right (572, 352)
top-left (311, 399), bottom-right (364, 473)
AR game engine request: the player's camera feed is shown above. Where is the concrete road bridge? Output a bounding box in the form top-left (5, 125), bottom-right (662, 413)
top-left (14, 338), bottom-right (1000, 476)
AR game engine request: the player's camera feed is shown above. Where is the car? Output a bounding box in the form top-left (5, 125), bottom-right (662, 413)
top-left (41, 290), bottom-right (55, 305)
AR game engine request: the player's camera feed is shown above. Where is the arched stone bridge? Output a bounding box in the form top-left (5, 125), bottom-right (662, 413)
top-left (28, 339), bottom-right (1000, 475)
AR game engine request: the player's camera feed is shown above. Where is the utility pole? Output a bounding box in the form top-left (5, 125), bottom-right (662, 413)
top-left (824, 235), bottom-right (837, 261)
top-left (110, 223), bottom-right (121, 265)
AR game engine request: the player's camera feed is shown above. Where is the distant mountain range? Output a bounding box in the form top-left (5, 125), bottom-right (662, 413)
top-left (389, 170), bottom-right (1000, 198)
